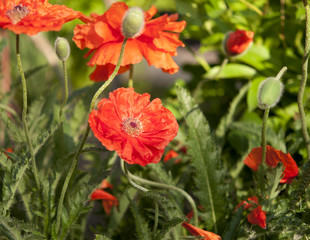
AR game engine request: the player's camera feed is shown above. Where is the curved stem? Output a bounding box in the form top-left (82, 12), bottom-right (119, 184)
top-left (261, 108), bottom-right (270, 164)
top-left (128, 64), bottom-right (133, 88)
top-left (239, 0), bottom-right (263, 16)
top-left (298, 0), bottom-right (310, 160)
top-left (16, 34), bottom-right (40, 190)
top-left (121, 159), bottom-right (199, 226)
top-left (194, 58), bottom-right (229, 99)
top-left (213, 57), bottom-right (228, 80)
top-left (275, 66), bottom-right (287, 80)
top-left (55, 38), bottom-right (128, 234)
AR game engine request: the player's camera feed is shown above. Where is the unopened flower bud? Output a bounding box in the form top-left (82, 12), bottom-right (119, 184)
top-left (223, 29), bottom-right (254, 57)
top-left (121, 7), bottom-right (145, 38)
top-left (257, 67), bottom-right (287, 110)
top-left (54, 37), bottom-right (70, 61)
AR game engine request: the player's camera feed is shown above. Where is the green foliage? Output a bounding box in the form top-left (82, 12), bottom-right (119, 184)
top-left (176, 85), bottom-right (227, 231)
top-left (1, 0), bottom-right (310, 239)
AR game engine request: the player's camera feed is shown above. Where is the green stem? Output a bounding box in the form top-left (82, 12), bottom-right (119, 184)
top-left (239, 0), bottom-right (263, 16)
top-left (120, 159), bottom-right (199, 226)
top-left (261, 108), bottom-right (270, 164)
top-left (59, 60), bottom-right (68, 121)
top-left (55, 38), bottom-right (128, 234)
top-left (16, 34), bottom-right (40, 190)
top-left (213, 57), bottom-right (228, 80)
top-left (298, 0), bottom-right (310, 161)
top-left (153, 202), bottom-right (159, 233)
top-left (58, 60), bottom-right (68, 156)
top-left (193, 58), bottom-right (228, 99)
top-left (275, 66), bottom-right (287, 80)
top-left (128, 64), bottom-right (133, 88)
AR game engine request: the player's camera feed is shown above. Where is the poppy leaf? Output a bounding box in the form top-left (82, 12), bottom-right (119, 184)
top-left (176, 85), bottom-right (226, 230)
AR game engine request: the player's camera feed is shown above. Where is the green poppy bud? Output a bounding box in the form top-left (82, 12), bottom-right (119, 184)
top-left (257, 67), bottom-right (287, 110)
top-left (121, 7), bottom-right (145, 38)
top-left (54, 37), bottom-right (70, 61)
top-left (258, 78), bottom-right (283, 109)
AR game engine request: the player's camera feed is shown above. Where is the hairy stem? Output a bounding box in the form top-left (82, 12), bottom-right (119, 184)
top-left (58, 60), bottom-right (68, 156)
top-left (298, 0), bottom-right (310, 160)
top-left (16, 34), bottom-right (40, 190)
top-left (55, 38), bottom-right (128, 234)
top-left (261, 108), bottom-right (270, 164)
top-left (121, 159), bottom-right (199, 226)
top-left (128, 64), bottom-right (133, 88)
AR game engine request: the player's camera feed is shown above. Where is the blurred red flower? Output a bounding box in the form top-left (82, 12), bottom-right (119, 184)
top-left (90, 189), bottom-right (118, 215)
top-left (235, 196), bottom-right (258, 211)
top-left (4, 147), bottom-right (13, 158)
top-left (182, 222), bottom-right (221, 240)
top-left (0, 0), bottom-right (81, 35)
top-left (247, 206), bottom-right (267, 229)
top-left (236, 196), bottom-right (267, 229)
top-left (244, 145), bottom-right (298, 183)
top-left (100, 179), bottom-right (113, 189)
top-left (163, 149), bottom-right (181, 164)
top-left (88, 88), bottom-right (178, 166)
top-left (73, 2), bottom-right (186, 81)
top-left (224, 29), bottom-right (254, 56)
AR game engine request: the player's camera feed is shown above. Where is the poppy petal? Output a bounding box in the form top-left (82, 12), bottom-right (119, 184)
top-left (247, 206), bottom-right (267, 229)
top-left (182, 222), bottom-right (222, 240)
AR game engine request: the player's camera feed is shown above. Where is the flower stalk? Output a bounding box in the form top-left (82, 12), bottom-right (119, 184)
top-left (16, 34), bottom-right (40, 190)
top-left (120, 159), bottom-right (199, 227)
top-left (261, 108), bottom-right (270, 164)
top-left (55, 38), bottom-right (128, 234)
top-left (128, 64), bottom-right (134, 88)
top-left (298, 0), bottom-right (310, 160)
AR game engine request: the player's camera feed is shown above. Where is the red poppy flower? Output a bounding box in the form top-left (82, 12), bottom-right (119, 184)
top-left (100, 179), bottom-right (113, 189)
top-left (224, 29), bottom-right (254, 56)
top-left (4, 147), bottom-right (13, 158)
top-left (247, 206), bottom-right (267, 229)
top-left (0, 0), bottom-right (81, 35)
top-left (163, 149), bottom-right (181, 164)
top-left (90, 189), bottom-right (118, 215)
top-left (182, 222), bottom-right (221, 240)
top-left (235, 196), bottom-right (258, 211)
top-left (88, 88), bottom-right (178, 166)
top-left (244, 145), bottom-right (298, 184)
top-left (73, 2), bottom-right (186, 82)
top-left (236, 196), bottom-right (267, 229)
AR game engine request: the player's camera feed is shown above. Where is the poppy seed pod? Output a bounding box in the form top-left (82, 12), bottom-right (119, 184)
top-left (54, 37), bottom-right (70, 61)
top-left (121, 7), bottom-right (145, 38)
top-left (258, 78), bottom-right (284, 110)
top-left (257, 67), bottom-right (287, 110)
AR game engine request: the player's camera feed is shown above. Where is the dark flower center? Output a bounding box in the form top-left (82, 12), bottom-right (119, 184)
top-left (122, 117), bottom-right (142, 137)
top-left (6, 4), bottom-right (30, 25)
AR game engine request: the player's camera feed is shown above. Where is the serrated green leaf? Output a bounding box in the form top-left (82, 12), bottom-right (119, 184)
top-left (130, 198), bottom-right (152, 240)
top-left (33, 122), bottom-right (60, 156)
top-left (1, 154), bottom-right (28, 214)
top-left (229, 122), bottom-right (287, 152)
top-left (176, 85), bottom-right (226, 231)
top-left (0, 110), bottom-right (24, 144)
top-left (95, 235), bottom-right (112, 240)
top-left (222, 207), bottom-right (244, 240)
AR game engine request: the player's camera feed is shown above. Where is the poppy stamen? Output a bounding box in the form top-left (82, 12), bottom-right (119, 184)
top-left (6, 4), bottom-right (30, 25)
top-left (122, 117), bottom-right (142, 137)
